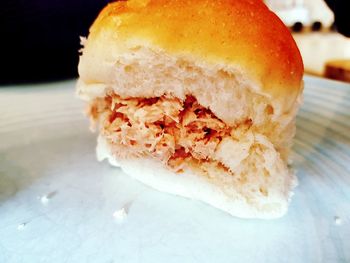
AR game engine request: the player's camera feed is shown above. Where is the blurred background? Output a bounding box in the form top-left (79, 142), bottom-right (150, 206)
top-left (266, 0), bottom-right (350, 82)
top-left (0, 0), bottom-right (349, 84)
top-left (0, 0), bottom-right (109, 84)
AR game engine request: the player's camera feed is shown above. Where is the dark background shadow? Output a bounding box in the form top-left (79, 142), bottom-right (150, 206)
top-left (0, 0), bottom-right (111, 84)
top-left (0, 0), bottom-right (349, 85)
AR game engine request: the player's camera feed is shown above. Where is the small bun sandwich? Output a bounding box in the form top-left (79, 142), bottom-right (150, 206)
top-left (77, 0), bottom-right (304, 219)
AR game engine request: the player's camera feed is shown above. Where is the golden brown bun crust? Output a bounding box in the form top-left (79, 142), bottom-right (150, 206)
top-left (84, 0), bottom-right (303, 111)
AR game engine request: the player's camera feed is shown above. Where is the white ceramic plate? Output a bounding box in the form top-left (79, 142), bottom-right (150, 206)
top-left (0, 76), bottom-right (349, 263)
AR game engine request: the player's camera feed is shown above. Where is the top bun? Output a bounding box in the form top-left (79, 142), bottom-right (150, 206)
top-left (78, 0), bottom-right (303, 120)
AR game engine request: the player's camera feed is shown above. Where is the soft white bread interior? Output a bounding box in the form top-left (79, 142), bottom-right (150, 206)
top-left (97, 134), bottom-right (297, 219)
top-left (77, 0), bottom-right (304, 219)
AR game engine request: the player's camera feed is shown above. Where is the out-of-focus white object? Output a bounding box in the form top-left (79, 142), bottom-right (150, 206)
top-left (266, 0), bottom-right (309, 26)
top-left (266, 0), bottom-right (334, 27)
top-left (303, 0), bottom-right (334, 27)
top-left (293, 32), bottom-right (350, 75)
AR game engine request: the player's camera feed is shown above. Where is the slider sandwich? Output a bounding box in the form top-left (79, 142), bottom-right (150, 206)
top-left (77, 0), bottom-right (304, 219)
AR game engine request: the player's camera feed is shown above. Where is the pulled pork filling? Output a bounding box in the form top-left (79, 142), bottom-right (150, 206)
top-left (89, 94), bottom-right (252, 173)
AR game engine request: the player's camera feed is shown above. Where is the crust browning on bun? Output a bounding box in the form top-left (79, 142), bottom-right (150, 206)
top-left (78, 0), bottom-right (303, 115)
top-left (77, 0), bottom-right (304, 219)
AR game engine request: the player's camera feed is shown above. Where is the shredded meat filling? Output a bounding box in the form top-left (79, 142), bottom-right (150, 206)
top-left (89, 94), bottom-right (245, 171)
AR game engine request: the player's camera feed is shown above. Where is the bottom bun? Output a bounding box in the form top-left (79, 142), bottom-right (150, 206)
top-left (96, 135), bottom-right (296, 219)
